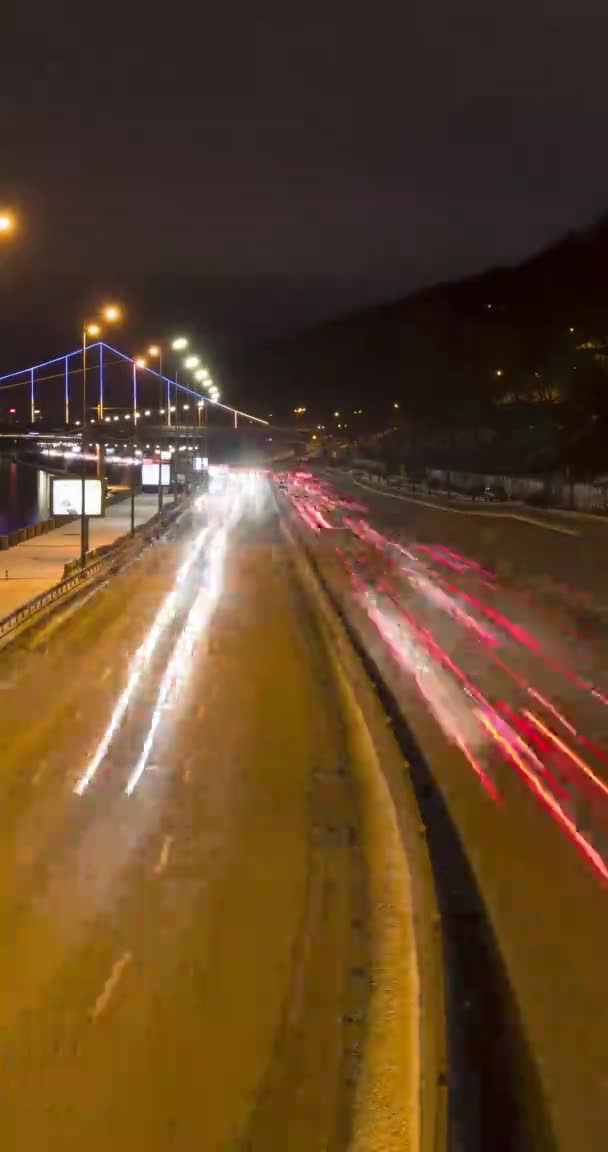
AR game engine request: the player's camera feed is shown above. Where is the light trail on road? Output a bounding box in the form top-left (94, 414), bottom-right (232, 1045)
top-left (125, 521), bottom-right (229, 794)
top-left (280, 468), bottom-right (608, 882)
top-left (74, 519), bottom-right (213, 795)
top-left (76, 471), bottom-right (268, 798)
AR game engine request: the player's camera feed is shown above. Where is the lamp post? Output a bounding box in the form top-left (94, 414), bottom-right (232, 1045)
top-left (147, 346), bottom-right (164, 513)
top-left (80, 305), bottom-right (122, 566)
top-left (170, 337), bottom-right (188, 428)
top-left (80, 322), bottom-right (100, 566)
top-left (131, 358), bottom-right (141, 536)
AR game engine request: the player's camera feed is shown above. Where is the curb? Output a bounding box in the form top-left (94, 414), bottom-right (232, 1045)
top-left (280, 508), bottom-right (447, 1151)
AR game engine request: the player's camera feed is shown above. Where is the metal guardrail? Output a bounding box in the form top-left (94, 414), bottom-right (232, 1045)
top-left (0, 500), bottom-right (184, 645)
top-left (0, 554), bottom-right (108, 641)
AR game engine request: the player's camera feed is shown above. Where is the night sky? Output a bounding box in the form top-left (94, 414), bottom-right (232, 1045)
top-left (3, 2), bottom-right (608, 370)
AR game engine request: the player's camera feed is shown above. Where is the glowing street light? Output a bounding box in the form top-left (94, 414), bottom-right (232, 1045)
top-left (148, 344), bottom-right (160, 357)
top-left (194, 368), bottom-right (206, 382)
top-left (184, 355), bottom-right (200, 369)
top-left (103, 304), bottom-right (121, 323)
top-left (0, 211), bottom-right (16, 235)
top-left (135, 357), bottom-right (146, 369)
top-left (171, 337), bottom-right (188, 351)
top-left (86, 323), bottom-right (101, 337)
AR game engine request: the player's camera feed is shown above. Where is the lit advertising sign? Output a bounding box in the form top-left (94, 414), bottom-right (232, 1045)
top-left (51, 478), bottom-right (104, 517)
top-left (142, 462), bottom-right (171, 487)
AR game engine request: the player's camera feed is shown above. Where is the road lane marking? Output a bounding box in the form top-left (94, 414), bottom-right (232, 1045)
top-left (154, 834), bottom-right (173, 875)
top-left (91, 951), bottom-right (132, 1020)
top-left (349, 478), bottom-right (580, 537)
top-left (101, 666), bottom-right (112, 681)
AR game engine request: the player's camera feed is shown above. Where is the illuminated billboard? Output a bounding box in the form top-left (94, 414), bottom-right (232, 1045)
top-left (142, 462), bottom-right (171, 487)
top-left (51, 478), bottom-right (104, 517)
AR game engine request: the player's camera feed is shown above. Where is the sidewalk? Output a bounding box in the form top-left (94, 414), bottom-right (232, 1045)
top-left (0, 493), bottom-right (159, 619)
top-left (338, 471), bottom-right (608, 540)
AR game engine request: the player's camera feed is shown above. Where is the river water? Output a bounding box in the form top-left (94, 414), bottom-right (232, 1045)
top-left (0, 458), bottom-right (51, 534)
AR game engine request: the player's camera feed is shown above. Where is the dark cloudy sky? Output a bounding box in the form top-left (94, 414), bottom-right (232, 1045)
top-left (2, 1), bottom-right (608, 351)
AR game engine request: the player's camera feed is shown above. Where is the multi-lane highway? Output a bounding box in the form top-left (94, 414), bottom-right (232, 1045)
top-left (281, 466), bottom-right (608, 1151)
top-left (0, 472), bottom-right (389, 1150)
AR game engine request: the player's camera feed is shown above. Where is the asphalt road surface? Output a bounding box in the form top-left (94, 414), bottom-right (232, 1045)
top-left (0, 474), bottom-right (369, 1151)
top-left (283, 467), bottom-right (608, 1150)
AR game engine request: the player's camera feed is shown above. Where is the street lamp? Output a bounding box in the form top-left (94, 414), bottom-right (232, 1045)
top-left (79, 303), bottom-right (122, 566)
top-left (168, 338), bottom-right (190, 429)
top-left (0, 211), bottom-right (16, 236)
top-left (184, 355), bottom-right (200, 370)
